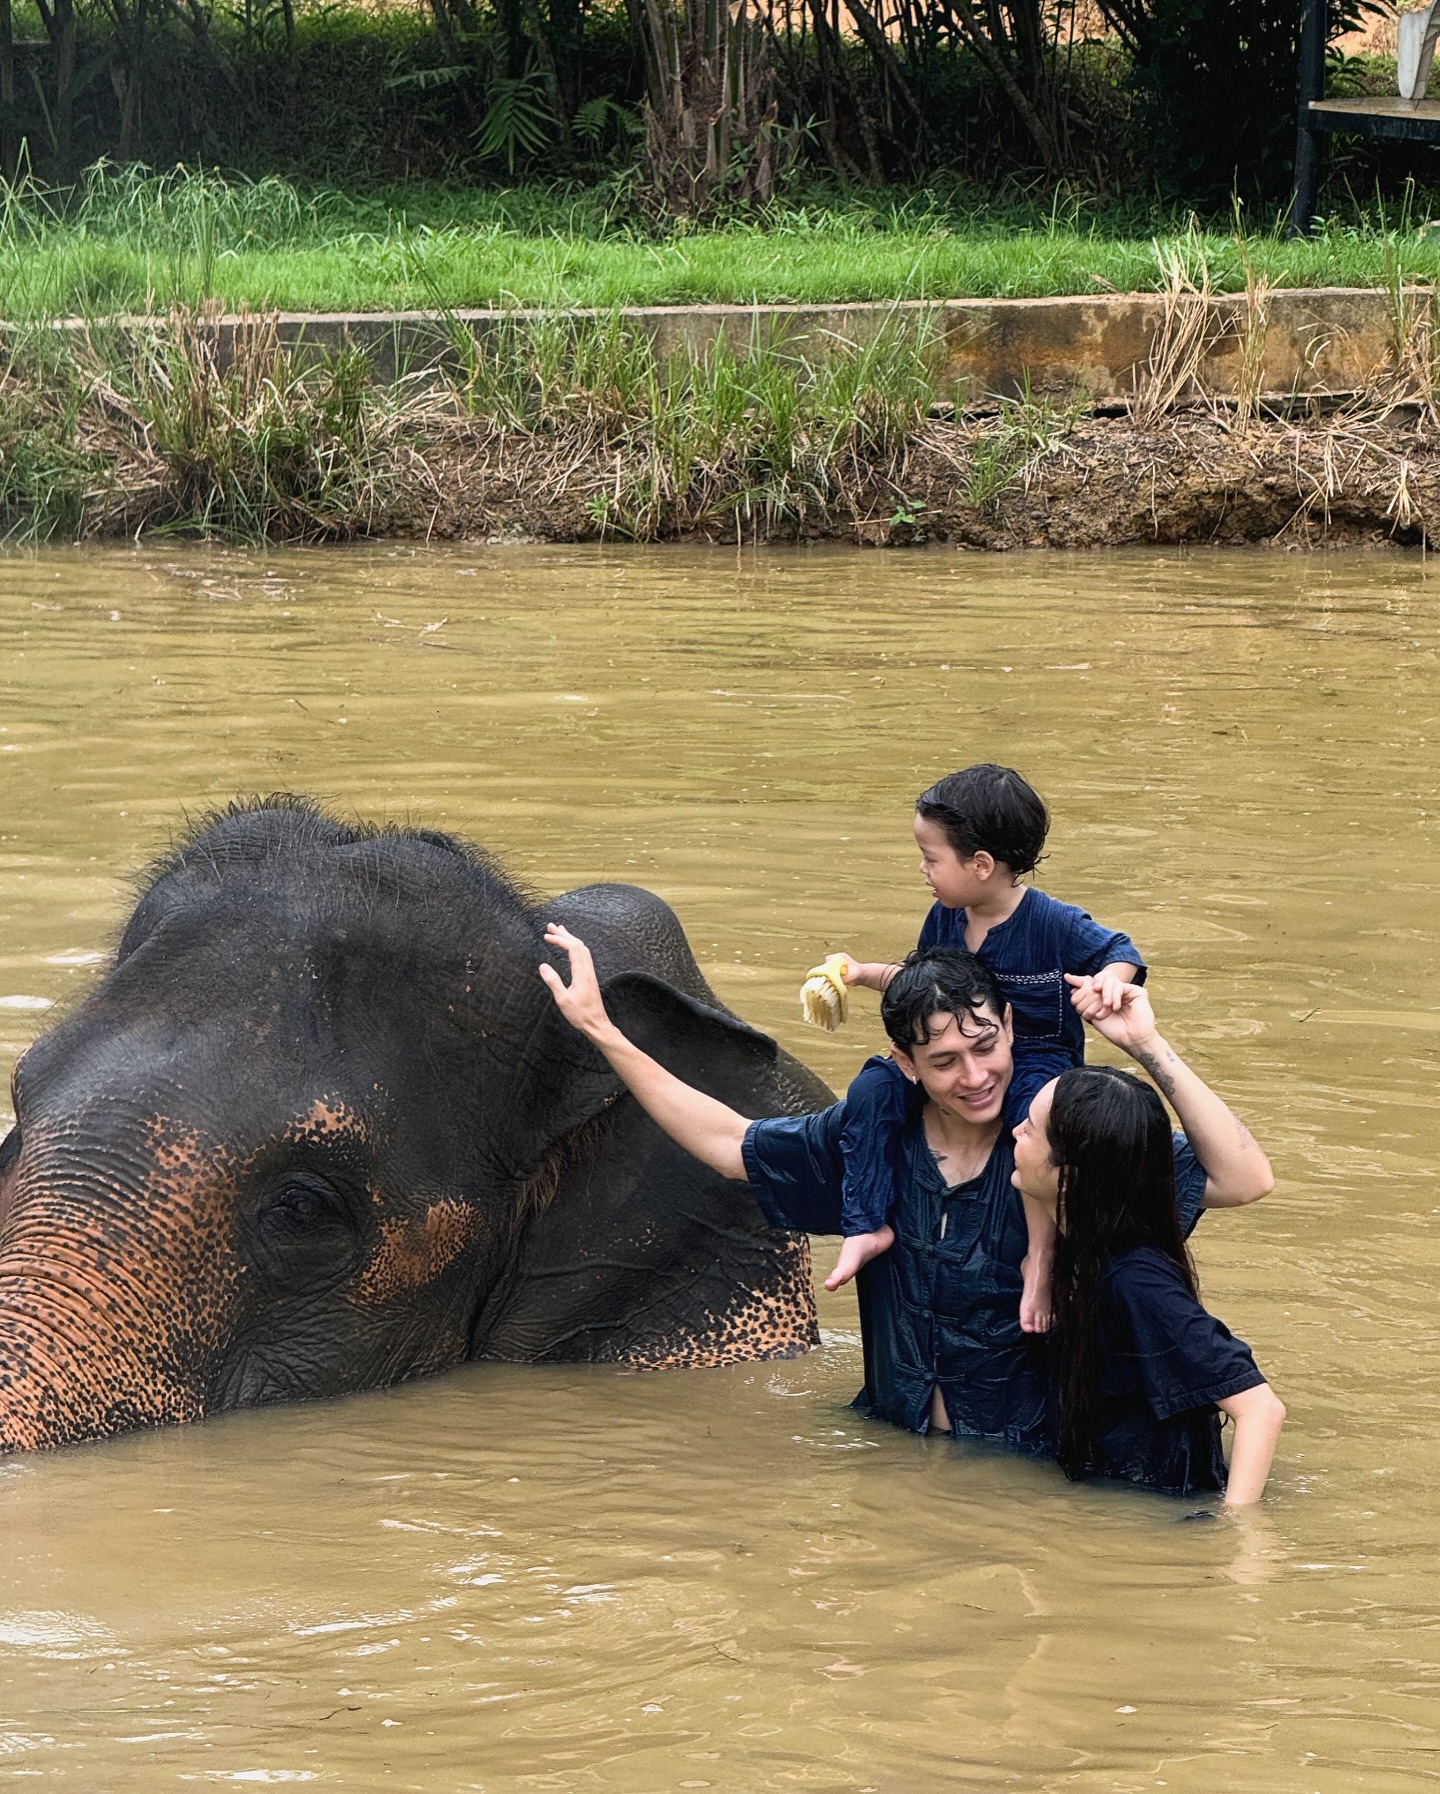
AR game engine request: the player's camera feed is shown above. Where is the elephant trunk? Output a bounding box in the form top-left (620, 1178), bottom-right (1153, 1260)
top-left (0, 1136), bottom-right (241, 1452)
top-left (0, 1285), bottom-right (198, 1451)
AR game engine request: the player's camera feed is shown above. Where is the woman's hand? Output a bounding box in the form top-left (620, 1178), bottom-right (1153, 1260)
top-left (1069, 973), bottom-right (1274, 1209)
top-left (1066, 975), bottom-right (1160, 1053)
top-left (539, 924), bottom-right (617, 1045)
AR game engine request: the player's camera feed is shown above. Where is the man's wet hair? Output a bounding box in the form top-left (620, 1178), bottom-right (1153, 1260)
top-left (880, 948), bottom-right (1008, 1051)
top-left (915, 763), bottom-right (1049, 876)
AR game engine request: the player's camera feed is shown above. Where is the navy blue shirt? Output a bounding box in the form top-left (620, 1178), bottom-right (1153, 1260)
top-left (743, 1101), bottom-right (1046, 1446)
top-left (918, 887), bottom-right (1146, 1098)
top-left (1071, 1247), bottom-right (1265, 1497)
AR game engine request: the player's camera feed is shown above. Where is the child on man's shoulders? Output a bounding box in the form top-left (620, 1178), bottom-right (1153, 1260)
top-left (820, 763), bottom-right (1146, 1330)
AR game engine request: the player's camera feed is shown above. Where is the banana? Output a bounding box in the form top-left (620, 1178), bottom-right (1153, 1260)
top-left (799, 953), bottom-right (852, 1030)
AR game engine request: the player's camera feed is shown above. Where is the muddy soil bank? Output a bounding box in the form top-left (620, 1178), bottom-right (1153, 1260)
top-left (406, 409), bottom-right (1434, 552)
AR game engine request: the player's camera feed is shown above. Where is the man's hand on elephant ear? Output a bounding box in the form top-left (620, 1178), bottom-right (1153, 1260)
top-left (540, 923), bottom-right (612, 1042)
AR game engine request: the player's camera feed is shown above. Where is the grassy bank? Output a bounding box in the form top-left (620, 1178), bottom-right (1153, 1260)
top-left (5, 168), bottom-right (1440, 552)
top-left (1, 299), bottom-right (1436, 551)
top-left (6, 167), bottom-right (1440, 319)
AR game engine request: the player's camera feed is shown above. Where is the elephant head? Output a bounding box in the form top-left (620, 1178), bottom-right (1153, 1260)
top-left (0, 798), bottom-right (826, 1452)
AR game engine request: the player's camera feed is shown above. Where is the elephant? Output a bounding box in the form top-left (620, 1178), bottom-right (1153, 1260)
top-left (0, 796), bottom-right (831, 1453)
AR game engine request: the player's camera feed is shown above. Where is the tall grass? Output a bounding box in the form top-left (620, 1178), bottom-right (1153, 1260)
top-left (449, 309), bottom-right (940, 529)
top-left (0, 286), bottom-right (1431, 548)
top-left (0, 308), bottom-right (439, 541)
top-left (0, 304), bottom-right (947, 542)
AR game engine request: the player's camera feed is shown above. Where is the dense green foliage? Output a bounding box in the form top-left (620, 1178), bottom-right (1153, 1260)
top-left (0, 0), bottom-right (1425, 210)
top-left (1098, 0), bottom-right (1388, 205)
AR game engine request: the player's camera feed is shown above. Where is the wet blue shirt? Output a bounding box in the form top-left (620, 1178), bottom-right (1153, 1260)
top-left (743, 1101), bottom-right (1046, 1447)
top-left (918, 887), bottom-right (1146, 1107)
top-left (1067, 1244), bottom-right (1265, 1497)
top-left (836, 889), bottom-right (1146, 1239)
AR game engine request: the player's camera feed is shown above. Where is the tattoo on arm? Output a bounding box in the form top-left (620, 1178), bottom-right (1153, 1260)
top-left (1136, 1047), bottom-right (1178, 1101)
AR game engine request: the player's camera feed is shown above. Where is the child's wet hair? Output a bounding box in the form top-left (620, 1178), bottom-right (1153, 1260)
top-left (915, 763), bottom-right (1049, 876)
top-left (881, 948), bottom-right (1007, 1051)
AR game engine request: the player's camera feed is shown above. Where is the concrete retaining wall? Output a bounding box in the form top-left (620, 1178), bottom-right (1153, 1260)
top-left (48, 287), bottom-right (1418, 402)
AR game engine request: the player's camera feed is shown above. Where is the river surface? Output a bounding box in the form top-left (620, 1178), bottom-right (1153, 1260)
top-left (0, 543), bottom-right (1435, 1792)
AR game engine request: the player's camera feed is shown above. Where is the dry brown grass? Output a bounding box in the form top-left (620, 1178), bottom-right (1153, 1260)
top-left (1128, 235), bottom-right (1222, 428)
top-left (0, 307), bottom-right (452, 540)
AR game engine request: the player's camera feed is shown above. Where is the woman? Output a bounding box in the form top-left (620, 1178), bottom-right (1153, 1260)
top-left (1012, 1012), bottom-right (1286, 1504)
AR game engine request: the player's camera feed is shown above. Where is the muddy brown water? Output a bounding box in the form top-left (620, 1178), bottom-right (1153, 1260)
top-left (0, 543), bottom-right (1435, 1791)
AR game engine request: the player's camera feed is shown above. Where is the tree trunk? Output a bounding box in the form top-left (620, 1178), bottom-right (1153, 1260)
top-left (842, 0), bottom-right (927, 132)
top-left (949, 0), bottom-right (1059, 171)
top-left (633, 0), bottom-right (787, 217)
top-left (0, 0), bottom-right (15, 181)
top-left (53, 0), bottom-right (75, 176)
top-left (520, 0), bottom-right (572, 151)
top-left (280, 0), bottom-right (296, 90)
top-left (806, 0), bottom-right (881, 179)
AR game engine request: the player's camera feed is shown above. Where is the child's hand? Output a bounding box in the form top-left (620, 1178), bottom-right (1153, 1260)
top-left (830, 958), bottom-right (902, 992)
top-left (1092, 968), bottom-right (1132, 1015)
top-left (1068, 968), bottom-right (1132, 1016)
top-left (824, 1226), bottom-right (894, 1291)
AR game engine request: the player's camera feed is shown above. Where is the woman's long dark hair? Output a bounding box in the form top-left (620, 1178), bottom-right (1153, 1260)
top-left (1049, 1065), bottom-right (1196, 1480)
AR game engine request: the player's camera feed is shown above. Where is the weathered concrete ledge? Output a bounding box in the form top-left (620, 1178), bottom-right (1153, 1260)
top-left (38, 287), bottom-right (1418, 401)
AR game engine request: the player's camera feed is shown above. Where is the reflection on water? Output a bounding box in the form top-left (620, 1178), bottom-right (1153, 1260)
top-left (0, 542), bottom-right (1436, 1791)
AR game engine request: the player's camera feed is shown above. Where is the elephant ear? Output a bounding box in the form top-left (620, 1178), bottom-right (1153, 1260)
top-left (471, 971), bottom-right (822, 1369)
top-left (602, 970), bottom-right (779, 1089)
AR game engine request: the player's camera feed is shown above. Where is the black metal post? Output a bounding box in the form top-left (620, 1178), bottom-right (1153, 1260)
top-left (1290, 0), bottom-right (1326, 235)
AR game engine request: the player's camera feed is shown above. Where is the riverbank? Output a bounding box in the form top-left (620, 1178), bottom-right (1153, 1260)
top-left (416, 408), bottom-right (1437, 550)
top-left (3, 303), bottom-right (1437, 550)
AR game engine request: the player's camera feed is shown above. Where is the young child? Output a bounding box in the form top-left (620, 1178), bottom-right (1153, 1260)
top-left (822, 763), bottom-right (1146, 1330)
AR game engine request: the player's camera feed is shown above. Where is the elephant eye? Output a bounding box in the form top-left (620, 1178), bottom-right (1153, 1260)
top-left (260, 1176), bottom-right (351, 1238)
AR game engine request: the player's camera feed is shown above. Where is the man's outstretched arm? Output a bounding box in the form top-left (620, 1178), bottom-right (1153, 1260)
top-left (539, 923), bottom-right (751, 1181)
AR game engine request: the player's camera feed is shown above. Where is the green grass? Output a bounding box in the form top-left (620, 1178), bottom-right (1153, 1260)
top-left (4, 165), bottom-right (1440, 317)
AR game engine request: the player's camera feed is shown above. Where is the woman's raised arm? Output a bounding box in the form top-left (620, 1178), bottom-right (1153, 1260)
top-left (1066, 976), bottom-right (1274, 1209)
top-left (539, 924), bottom-right (752, 1182)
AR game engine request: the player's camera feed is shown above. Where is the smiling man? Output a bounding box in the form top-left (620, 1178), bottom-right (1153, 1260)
top-left (542, 934), bottom-right (1050, 1448)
